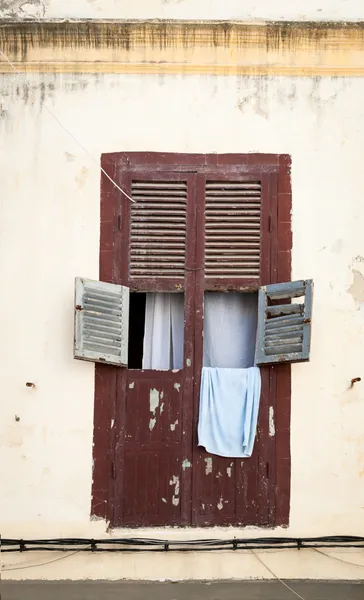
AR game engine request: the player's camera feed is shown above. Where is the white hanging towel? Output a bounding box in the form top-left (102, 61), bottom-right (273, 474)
top-left (198, 367), bottom-right (261, 458)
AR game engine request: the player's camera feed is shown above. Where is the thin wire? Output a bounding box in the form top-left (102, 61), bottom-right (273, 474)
top-left (250, 549), bottom-right (307, 600)
top-left (314, 548), bottom-right (364, 569)
top-left (2, 545), bottom-right (90, 572)
top-left (0, 49), bottom-right (135, 204)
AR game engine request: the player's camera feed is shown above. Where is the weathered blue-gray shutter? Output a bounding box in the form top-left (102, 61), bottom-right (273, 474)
top-left (74, 277), bottom-right (130, 366)
top-left (255, 279), bottom-right (313, 366)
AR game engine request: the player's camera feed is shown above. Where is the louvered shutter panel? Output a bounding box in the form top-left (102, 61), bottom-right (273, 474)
top-left (74, 277), bottom-right (130, 366)
top-left (205, 181), bottom-right (261, 279)
top-left (130, 181), bottom-right (187, 280)
top-left (255, 279), bottom-right (313, 365)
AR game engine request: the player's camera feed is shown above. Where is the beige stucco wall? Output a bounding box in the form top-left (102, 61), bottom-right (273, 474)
top-left (0, 0), bottom-right (364, 21)
top-left (1, 21), bottom-right (364, 580)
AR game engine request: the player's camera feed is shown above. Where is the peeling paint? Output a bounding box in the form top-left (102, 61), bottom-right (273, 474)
top-left (216, 471), bottom-right (222, 478)
top-left (169, 474), bottom-right (180, 506)
top-left (217, 498), bottom-right (224, 510)
top-left (169, 475), bottom-right (180, 495)
top-left (149, 417), bottom-right (156, 431)
top-left (226, 465), bottom-right (232, 477)
top-left (182, 458), bottom-right (191, 470)
top-left (348, 269), bottom-right (364, 304)
top-left (162, 497), bottom-right (167, 504)
top-left (160, 402), bottom-right (164, 414)
top-left (269, 406), bottom-right (276, 437)
top-left (111, 419), bottom-right (115, 429)
top-left (186, 358), bottom-right (191, 367)
top-left (0, 0), bottom-right (46, 19)
top-left (201, 503), bottom-right (205, 510)
top-left (149, 388), bottom-right (160, 414)
top-left (129, 382), bottom-right (134, 389)
top-left (205, 457), bottom-right (213, 475)
top-left (173, 382), bottom-right (181, 392)
top-left (170, 419), bottom-right (178, 431)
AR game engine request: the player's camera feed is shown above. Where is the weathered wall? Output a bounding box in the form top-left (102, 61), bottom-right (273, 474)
top-left (1, 21), bottom-right (364, 580)
top-left (0, 0), bottom-right (364, 22)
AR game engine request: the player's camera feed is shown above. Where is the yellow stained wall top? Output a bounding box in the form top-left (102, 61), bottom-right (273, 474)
top-left (0, 20), bottom-right (364, 76)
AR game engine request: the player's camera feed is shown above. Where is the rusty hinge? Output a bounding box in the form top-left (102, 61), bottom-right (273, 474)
top-left (111, 461), bottom-right (116, 479)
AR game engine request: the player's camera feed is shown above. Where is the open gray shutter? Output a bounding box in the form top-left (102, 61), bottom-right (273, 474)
top-left (255, 279), bottom-right (313, 366)
top-left (74, 277), bottom-right (129, 366)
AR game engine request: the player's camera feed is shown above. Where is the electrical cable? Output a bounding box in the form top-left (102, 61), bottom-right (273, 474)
top-left (1, 535), bottom-right (363, 553)
top-left (313, 548), bottom-right (364, 569)
top-left (250, 549), bottom-right (307, 600)
top-left (0, 49), bottom-right (135, 203)
top-left (2, 546), bottom-right (91, 573)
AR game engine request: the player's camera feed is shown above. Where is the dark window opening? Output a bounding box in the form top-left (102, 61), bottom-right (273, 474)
top-left (128, 292), bottom-right (146, 369)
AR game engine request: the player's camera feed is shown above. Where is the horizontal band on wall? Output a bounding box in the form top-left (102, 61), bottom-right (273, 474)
top-left (1, 20), bottom-right (364, 76)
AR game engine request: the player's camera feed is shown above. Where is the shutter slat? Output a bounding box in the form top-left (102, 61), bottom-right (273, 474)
top-left (265, 314), bottom-right (304, 329)
top-left (74, 277), bottom-right (129, 366)
top-left (265, 325), bottom-right (304, 339)
top-left (255, 280), bottom-right (313, 365)
top-left (267, 304), bottom-right (304, 317)
top-left (130, 180), bottom-right (187, 280)
top-left (265, 344), bottom-right (302, 355)
top-left (265, 336), bottom-right (302, 347)
top-left (205, 181), bottom-right (261, 279)
top-left (131, 269), bottom-right (185, 275)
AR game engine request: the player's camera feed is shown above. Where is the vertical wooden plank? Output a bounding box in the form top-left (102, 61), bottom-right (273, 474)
top-left (92, 154), bottom-right (118, 520)
top-left (109, 166), bottom-right (132, 526)
top-left (179, 173), bottom-right (198, 525)
top-left (191, 172), bottom-right (206, 525)
top-left (275, 155), bottom-right (292, 525)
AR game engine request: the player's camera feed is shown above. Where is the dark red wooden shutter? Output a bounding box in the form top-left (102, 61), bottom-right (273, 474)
top-left (94, 153), bottom-right (290, 529)
top-left (112, 169), bottom-right (196, 526)
top-left (191, 171), bottom-right (276, 526)
top-left (201, 174), bottom-right (274, 290)
top-left (130, 181), bottom-right (187, 281)
top-left (204, 180), bottom-right (261, 280)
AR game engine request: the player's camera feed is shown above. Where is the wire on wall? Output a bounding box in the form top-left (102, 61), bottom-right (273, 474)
top-left (1, 535), bottom-right (363, 554)
top-left (0, 48), bottom-right (135, 203)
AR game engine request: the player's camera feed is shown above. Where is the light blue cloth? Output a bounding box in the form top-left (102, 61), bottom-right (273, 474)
top-left (198, 367), bottom-right (261, 458)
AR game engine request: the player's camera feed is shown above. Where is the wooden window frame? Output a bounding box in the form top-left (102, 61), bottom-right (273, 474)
top-left (92, 152), bottom-right (292, 528)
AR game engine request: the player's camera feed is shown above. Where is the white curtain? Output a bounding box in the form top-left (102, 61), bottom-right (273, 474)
top-left (203, 293), bottom-right (258, 368)
top-left (142, 293), bottom-right (185, 370)
top-left (142, 292), bottom-right (258, 370)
